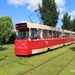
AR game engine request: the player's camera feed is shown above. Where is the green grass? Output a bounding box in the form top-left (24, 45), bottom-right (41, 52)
top-left (59, 53), bottom-right (75, 75)
top-left (0, 44), bottom-right (75, 75)
top-left (2, 44), bottom-right (14, 47)
top-left (25, 44), bottom-right (75, 75)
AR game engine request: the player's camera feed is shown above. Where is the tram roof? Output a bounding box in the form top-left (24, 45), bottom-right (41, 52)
top-left (27, 22), bottom-right (62, 31)
top-left (16, 22), bottom-right (75, 34)
top-left (63, 30), bottom-right (73, 33)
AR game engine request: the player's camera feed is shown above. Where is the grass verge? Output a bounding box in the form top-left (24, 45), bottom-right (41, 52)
top-left (0, 44), bottom-right (75, 75)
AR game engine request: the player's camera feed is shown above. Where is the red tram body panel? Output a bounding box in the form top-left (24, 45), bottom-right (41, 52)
top-left (14, 22), bottom-right (75, 56)
top-left (14, 40), bottom-right (31, 55)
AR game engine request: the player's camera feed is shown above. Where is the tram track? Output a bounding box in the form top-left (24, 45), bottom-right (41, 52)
top-left (57, 55), bottom-right (75, 75)
top-left (20, 50), bottom-right (70, 75)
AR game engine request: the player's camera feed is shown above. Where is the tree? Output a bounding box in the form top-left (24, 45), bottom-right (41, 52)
top-left (39, 0), bottom-right (59, 27)
top-left (6, 31), bottom-right (16, 44)
top-left (0, 16), bottom-right (14, 44)
top-left (61, 12), bottom-right (71, 30)
top-left (71, 19), bottom-right (75, 32)
top-left (0, 24), bottom-right (3, 46)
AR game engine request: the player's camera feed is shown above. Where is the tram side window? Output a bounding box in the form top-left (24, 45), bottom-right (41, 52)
top-left (31, 28), bottom-right (37, 39)
top-left (38, 29), bottom-right (42, 39)
top-left (57, 31), bottom-right (59, 38)
top-left (71, 34), bottom-right (73, 37)
top-left (53, 31), bottom-right (56, 38)
top-left (65, 33), bottom-right (70, 38)
top-left (71, 34), bottom-right (74, 37)
top-left (73, 34), bottom-right (75, 37)
top-left (43, 29), bottom-right (48, 39)
top-left (74, 34), bottom-right (75, 37)
top-left (57, 31), bottom-right (61, 38)
top-left (59, 32), bottom-right (62, 38)
top-left (49, 30), bottom-right (52, 38)
top-left (16, 29), bottom-right (29, 40)
top-left (64, 33), bottom-right (66, 38)
top-left (68, 33), bottom-right (70, 37)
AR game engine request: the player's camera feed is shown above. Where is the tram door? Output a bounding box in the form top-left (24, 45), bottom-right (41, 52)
top-left (30, 28), bottom-right (39, 49)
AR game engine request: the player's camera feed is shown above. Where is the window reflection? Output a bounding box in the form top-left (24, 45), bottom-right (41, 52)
top-left (16, 30), bottom-right (29, 40)
top-left (31, 28), bottom-right (37, 39)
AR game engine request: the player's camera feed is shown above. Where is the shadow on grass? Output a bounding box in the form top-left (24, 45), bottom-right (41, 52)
top-left (0, 47), bottom-right (8, 51)
top-left (15, 45), bottom-right (69, 57)
top-left (70, 47), bottom-right (75, 52)
top-left (0, 55), bottom-right (8, 61)
top-left (16, 50), bottom-right (52, 58)
top-left (15, 47), bottom-right (64, 58)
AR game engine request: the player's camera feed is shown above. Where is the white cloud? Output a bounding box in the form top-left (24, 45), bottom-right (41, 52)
top-left (55, 0), bottom-right (66, 20)
top-left (59, 14), bottom-right (63, 19)
top-left (27, 0), bottom-right (42, 11)
top-left (69, 10), bottom-right (75, 20)
top-left (7, 0), bottom-right (27, 6)
top-left (7, 0), bottom-right (67, 20)
top-left (7, 0), bottom-right (66, 11)
top-left (7, 0), bottom-right (42, 10)
top-left (59, 10), bottom-right (75, 20)
top-left (58, 8), bottom-right (65, 12)
top-left (55, 0), bottom-right (66, 13)
top-left (55, 0), bottom-right (65, 7)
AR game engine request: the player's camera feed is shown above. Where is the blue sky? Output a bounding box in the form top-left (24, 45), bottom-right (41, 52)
top-left (0, 0), bottom-right (75, 28)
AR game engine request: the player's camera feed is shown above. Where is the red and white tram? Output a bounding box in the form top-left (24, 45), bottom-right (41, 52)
top-left (14, 22), bottom-right (75, 55)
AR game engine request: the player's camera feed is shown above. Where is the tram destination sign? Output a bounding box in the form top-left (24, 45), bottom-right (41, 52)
top-left (16, 23), bottom-right (27, 28)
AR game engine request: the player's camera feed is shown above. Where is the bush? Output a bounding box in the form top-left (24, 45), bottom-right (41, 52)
top-left (6, 32), bottom-right (16, 44)
top-left (0, 38), bottom-right (3, 47)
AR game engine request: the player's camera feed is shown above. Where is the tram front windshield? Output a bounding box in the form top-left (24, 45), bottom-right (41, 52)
top-left (16, 30), bottom-right (29, 40)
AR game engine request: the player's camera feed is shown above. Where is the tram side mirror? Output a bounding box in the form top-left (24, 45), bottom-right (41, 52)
top-left (31, 36), bottom-right (37, 40)
top-left (31, 37), bottom-right (33, 40)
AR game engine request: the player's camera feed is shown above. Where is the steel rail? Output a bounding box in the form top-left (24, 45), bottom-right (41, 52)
top-left (20, 50), bottom-right (69, 75)
top-left (57, 55), bottom-right (75, 75)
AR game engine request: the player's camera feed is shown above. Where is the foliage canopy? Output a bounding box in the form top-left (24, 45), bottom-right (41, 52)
top-left (61, 12), bottom-right (75, 32)
top-left (39, 0), bottom-right (59, 27)
top-left (61, 13), bottom-right (71, 30)
top-left (0, 16), bottom-right (14, 44)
